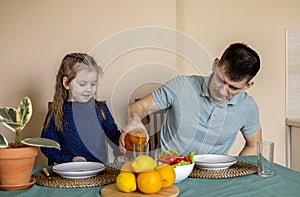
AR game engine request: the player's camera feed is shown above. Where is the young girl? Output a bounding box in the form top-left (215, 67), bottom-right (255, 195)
top-left (41, 53), bottom-right (121, 164)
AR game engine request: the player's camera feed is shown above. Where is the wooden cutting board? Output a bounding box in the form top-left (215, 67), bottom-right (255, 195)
top-left (100, 184), bottom-right (180, 197)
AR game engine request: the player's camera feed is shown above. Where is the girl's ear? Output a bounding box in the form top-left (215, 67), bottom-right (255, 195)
top-left (62, 76), bottom-right (69, 89)
top-left (212, 58), bottom-right (219, 72)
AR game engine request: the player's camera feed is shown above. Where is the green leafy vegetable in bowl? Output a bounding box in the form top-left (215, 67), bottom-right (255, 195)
top-left (157, 150), bottom-right (195, 168)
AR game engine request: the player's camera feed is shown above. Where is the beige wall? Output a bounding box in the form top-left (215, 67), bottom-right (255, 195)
top-left (1, 0), bottom-right (299, 166)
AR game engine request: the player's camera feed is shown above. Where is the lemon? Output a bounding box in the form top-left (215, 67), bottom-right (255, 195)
top-left (131, 155), bottom-right (157, 172)
top-left (116, 172), bottom-right (137, 193)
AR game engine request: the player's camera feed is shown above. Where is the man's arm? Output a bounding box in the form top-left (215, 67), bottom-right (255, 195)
top-left (119, 94), bottom-right (160, 150)
top-left (128, 94), bottom-right (160, 123)
top-left (239, 127), bottom-right (262, 156)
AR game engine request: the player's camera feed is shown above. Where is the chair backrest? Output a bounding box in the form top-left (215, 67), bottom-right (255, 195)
top-left (144, 109), bottom-right (167, 152)
top-left (135, 98), bottom-right (167, 152)
top-left (46, 102), bottom-right (55, 165)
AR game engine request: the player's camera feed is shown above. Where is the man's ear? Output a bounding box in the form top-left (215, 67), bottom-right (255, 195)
top-left (63, 76), bottom-right (70, 89)
top-left (243, 81), bottom-right (254, 90)
top-left (212, 58), bottom-right (219, 72)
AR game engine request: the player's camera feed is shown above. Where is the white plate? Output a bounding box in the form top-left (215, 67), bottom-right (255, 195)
top-left (194, 154), bottom-right (237, 170)
top-left (52, 162), bottom-right (106, 178)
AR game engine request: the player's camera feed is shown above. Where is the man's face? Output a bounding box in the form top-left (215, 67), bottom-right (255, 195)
top-left (67, 67), bottom-right (98, 102)
top-left (209, 65), bottom-right (250, 103)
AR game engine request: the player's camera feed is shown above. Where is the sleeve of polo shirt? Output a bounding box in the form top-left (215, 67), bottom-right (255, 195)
top-left (152, 76), bottom-right (184, 109)
top-left (240, 96), bottom-right (261, 136)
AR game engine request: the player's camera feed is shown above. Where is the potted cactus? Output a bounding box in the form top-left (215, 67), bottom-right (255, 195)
top-left (0, 97), bottom-right (60, 190)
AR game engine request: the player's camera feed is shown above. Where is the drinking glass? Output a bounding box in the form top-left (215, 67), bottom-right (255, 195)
top-left (133, 143), bottom-right (149, 158)
top-left (257, 141), bottom-right (274, 177)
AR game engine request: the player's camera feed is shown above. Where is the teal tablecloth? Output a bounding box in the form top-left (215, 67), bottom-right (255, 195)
top-left (1, 156), bottom-right (300, 197)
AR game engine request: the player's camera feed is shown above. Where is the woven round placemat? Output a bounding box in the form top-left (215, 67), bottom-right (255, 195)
top-left (188, 161), bottom-right (257, 179)
top-left (33, 165), bottom-right (120, 188)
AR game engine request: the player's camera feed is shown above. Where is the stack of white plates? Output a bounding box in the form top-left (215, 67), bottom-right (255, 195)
top-left (52, 162), bottom-right (106, 178)
top-left (194, 154), bottom-right (237, 170)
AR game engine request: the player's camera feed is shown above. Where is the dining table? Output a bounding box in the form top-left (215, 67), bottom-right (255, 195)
top-left (1, 156), bottom-right (299, 197)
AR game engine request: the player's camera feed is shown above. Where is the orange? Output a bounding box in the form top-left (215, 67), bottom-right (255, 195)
top-left (124, 128), bottom-right (147, 151)
top-left (120, 161), bottom-right (134, 172)
top-left (155, 164), bottom-right (175, 188)
top-left (137, 170), bottom-right (162, 194)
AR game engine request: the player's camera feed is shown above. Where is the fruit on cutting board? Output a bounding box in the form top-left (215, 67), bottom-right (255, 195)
top-left (131, 155), bottom-right (157, 172)
top-left (120, 161), bottom-right (134, 172)
top-left (116, 155), bottom-right (176, 194)
top-left (137, 170), bottom-right (163, 194)
top-left (155, 163), bottom-right (176, 189)
top-left (116, 171), bottom-right (137, 193)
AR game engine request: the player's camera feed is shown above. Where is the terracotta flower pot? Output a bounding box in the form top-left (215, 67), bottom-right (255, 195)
top-left (0, 143), bottom-right (38, 187)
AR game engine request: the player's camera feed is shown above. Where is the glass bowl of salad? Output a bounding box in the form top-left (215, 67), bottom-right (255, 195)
top-left (157, 150), bottom-right (195, 183)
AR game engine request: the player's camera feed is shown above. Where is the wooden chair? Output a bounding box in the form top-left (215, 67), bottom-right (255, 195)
top-left (135, 99), bottom-right (167, 152)
top-left (47, 102), bottom-right (55, 166)
top-left (143, 109), bottom-right (167, 152)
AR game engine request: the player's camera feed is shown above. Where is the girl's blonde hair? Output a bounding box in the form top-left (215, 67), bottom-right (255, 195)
top-left (46, 53), bottom-right (104, 131)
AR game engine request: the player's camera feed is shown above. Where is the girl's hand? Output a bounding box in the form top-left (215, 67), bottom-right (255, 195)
top-left (114, 155), bottom-right (129, 164)
top-left (72, 156), bottom-right (87, 162)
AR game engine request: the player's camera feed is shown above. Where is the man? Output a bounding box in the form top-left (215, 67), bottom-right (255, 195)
top-left (120, 43), bottom-right (262, 156)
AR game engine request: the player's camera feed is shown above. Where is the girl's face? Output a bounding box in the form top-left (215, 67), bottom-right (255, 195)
top-left (64, 66), bottom-right (99, 102)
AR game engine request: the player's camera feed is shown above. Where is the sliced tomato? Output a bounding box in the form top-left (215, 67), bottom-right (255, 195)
top-left (169, 158), bottom-right (181, 165)
top-left (184, 155), bottom-right (191, 163)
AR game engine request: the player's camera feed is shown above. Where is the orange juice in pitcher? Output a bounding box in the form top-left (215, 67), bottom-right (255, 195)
top-left (125, 128), bottom-right (147, 151)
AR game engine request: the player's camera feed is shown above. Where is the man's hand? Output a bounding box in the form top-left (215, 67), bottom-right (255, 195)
top-left (119, 94), bottom-right (159, 152)
top-left (119, 121), bottom-right (148, 153)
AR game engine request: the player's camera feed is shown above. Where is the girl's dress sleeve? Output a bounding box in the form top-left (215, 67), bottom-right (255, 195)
top-left (40, 113), bottom-right (73, 163)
